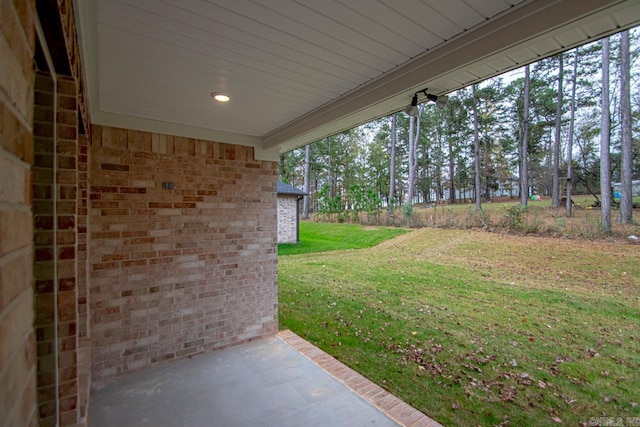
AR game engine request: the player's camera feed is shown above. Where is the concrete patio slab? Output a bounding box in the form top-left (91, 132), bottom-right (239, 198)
top-left (89, 330), bottom-right (441, 427)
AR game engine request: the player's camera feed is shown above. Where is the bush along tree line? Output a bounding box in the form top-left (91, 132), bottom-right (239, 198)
top-left (278, 29), bottom-right (640, 233)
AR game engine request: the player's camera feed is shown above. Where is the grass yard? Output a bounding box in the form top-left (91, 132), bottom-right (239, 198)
top-left (278, 221), bottom-right (408, 255)
top-left (278, 225), bottom-right (640, 426)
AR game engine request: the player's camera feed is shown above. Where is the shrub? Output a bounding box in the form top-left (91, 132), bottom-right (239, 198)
top-left (501, 204), bottom-right (525, 230)
top-left (401, 203), bottom-right (413, 218)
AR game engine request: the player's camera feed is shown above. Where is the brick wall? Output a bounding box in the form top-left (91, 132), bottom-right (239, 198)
top-left (277, 196), bottom-right (299, 243)
top-left (32, 70), bottom-right (56, 427)
top-left (33, 70), bottom-right (81, 426)
top-left (76, 132), bottom-right (91, 423)
top-left (77, 133), bottom-right (90, 339)
top-left (0, 0), bottom-right (38, 426)
top-left (2, 0), bottom-right (279, 422)
top-left (89, 126), bottom-right (278, 383)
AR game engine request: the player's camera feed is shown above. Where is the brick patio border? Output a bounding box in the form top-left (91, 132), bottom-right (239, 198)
top-left (278, 330), bottom-right (443, 427)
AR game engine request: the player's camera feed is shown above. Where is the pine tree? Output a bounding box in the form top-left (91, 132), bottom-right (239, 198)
top-left (389, 113), bottom-right (397, 211)
top-left (617, 30), bottom-right (633, 224)
top-left (552, 54), bottom-right (563, 208)
top-left (566, 49), bottom-right (579, 216)
top-left (601, 37), bottom-right (612, 233)
top-left (521, 64), bottom-right (531, 206)
top-left (303, 144), bottom-right (311, 219)
top-left (473, 84), bottom-right (482, 210)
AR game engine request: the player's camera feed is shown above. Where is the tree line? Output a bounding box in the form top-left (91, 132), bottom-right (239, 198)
top-left (279, 29), bottom-right (639, 232)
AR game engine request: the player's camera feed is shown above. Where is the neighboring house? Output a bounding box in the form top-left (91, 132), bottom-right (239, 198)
top-left (277, 181), bottom-right (306, 243)
top-left (612, 180), bottom-right (640, 197)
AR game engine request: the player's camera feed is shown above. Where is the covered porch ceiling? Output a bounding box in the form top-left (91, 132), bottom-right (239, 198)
top-left (73, 0), bottom-right (640, 161)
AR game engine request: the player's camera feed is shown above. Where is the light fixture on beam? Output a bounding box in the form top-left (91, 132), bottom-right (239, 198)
top-left (426, 93), bottom-right (449, 109)
top-left (404, 94), bottom-right (419, 117)
top-left (404, 89), bottom-right (449, 116)
top-left (211, 92), bottom-right (230, 102)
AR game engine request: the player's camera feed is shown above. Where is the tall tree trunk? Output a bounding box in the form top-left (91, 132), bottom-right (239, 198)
top-left (414, 110), bottom-right (422, 192)
top-left (388, 113), bottom-right (397, 212)
top-left (521, 64), bottom-right (530, 207)
top-left (552, 54), bottom-right (563, 208)
top-left (327, 138), bottom-right (333, 199)
top-left (566, 49), bottom-right (579, 217)
top-left (617, 30), bottom-right (633, 224)
top-left (436, 135), bottom-right (442, 203)
top-left (405, 107), bottom-right (422, 206)
top-left (517, 121), bottom-right (523, 199)
top-left (600, 37), bottom-right (612, 233)
top-left (448, 137), bottom-right (455, 204)
top-left (406, 115), bottom-right (416, 206)
top-left (302, 144), bottom-right (311, 219)
top-left (473, 84), bottom-right (482, 211)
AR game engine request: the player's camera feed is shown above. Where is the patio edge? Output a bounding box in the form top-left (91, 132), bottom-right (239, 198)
top-left (277, 330), bottom-right (443, 427)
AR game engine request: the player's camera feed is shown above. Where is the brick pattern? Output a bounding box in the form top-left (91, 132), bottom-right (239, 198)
top-left (33, 71), bottom-right (81, 426)
top-left (54, 1), bottom-right (92, 421)
top-left (77, 133), bottom-right (89, 339)
top-left (0, 1), bottom-right (38, 427)
top-left (76, 132), bottom-right (91, 423)
top-left (55, 75), bottom-right (80, 426)
top-left (277, 195), bottom-right (299, 243)
top-left (278, 330), bottom-right (443, 427)
top-left (56, 0), bottom-right (89, 132)
top-left (32, 70), bottom-right (56, 427)
top-left (89, 126), bottom-right (278, 383)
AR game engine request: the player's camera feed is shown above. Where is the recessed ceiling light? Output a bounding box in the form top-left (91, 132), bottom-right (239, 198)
top-left (211, 92), bottom-right (230, 102)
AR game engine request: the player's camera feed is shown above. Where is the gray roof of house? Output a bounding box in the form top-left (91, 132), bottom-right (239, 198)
top-left (277, 181), bottom-right (306, 195)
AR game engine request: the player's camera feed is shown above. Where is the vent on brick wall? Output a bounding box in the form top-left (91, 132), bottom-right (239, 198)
top-left (162, 181), bottom-right (174, 190)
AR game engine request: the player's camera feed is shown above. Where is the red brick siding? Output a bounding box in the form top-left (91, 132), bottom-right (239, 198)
top-left (32, 70), bottom-right (57, 427)
top-left (89, 126), bottom-right (278, 383)
top-left (76, 131), bottom-right (91, 422)
top-left (56, 0), bottom-right (89, 132)
top-left (76, 134), bottom-right (89, 335)
top-left (33, 71), bottom-right (80, 426)
top-left (56, 76), bottom-right (80, 426)
top-left (0, 1), bottom-right (38, 426)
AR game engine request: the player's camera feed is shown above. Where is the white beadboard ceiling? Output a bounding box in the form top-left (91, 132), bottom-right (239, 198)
top-left (74, 0), bottom-right (640, 160)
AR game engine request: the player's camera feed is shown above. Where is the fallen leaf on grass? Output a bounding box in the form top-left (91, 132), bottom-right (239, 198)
top-left (584, 348), bottom-right (598, 359)
top-left (430, 344), bottom-right (443, 354)
top-left (502, 385), bottom-right (517, 402)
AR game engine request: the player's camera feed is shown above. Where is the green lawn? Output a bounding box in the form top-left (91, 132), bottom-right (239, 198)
top-left (277, 221), bottom-right (408, 255)
top-left (278, 225), bottom-right (640, 426)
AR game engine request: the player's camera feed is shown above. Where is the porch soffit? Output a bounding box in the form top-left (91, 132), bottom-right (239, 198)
top-left (73, 0), bottom-right (640, 161)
